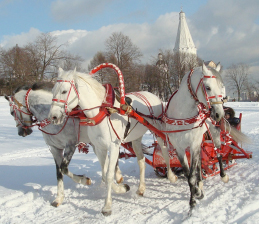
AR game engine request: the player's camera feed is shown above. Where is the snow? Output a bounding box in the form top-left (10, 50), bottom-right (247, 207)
top-left (1, 96), bottom-right (259, 225)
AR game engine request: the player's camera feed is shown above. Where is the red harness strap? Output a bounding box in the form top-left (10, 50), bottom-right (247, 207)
top-left (52, 80), bottom-right (80, 115)
top-left (68, 84), bottom-right (115, 126)
top-left (127, 92), bottom-right (164, 120)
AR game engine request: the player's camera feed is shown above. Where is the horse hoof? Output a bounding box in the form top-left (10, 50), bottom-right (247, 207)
top-left (136, 190), bottom-right (144, 196)
top-left (195, 190), bottom-right (204, 200)
top-left (194, 187), bottom-right (204, 199)
top-left (102, 210), bottom-right (112, 216)
top-left (221, 174), bottom-right (229, 183)
top-left (86, 177), bottom-right (92, 185)
top-left (124, 184), bottom-right (130, 192)
top-left (51, 201), bottom-right (60, 208)
top-left (190, 199), bottom-right (196, 209)
top-left (169, 175), bottom-right (178, 183)
top-left (117, 177), bottom-right (124, 184)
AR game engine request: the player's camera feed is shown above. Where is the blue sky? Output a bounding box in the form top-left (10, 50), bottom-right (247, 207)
top-left (0, 0), bottom-right (208, 36)
top-left (1, 0), bottom-right (259, 81)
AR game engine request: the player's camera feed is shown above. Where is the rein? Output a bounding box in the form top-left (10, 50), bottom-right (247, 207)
top-left (9, 89), bottom-right (34, 128)
top-left (188, 70), bottom-right (224, 109)
top-left (52, 79), bottom-right (80, 115)
top-left (10, 89), bottom-right (69, 135)
top-left (51, 63), bottom-right (126, 126)
top-left (162, 69), bottom-right (224, 131)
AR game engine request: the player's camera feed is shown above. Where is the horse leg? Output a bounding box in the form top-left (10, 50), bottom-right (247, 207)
top-left (49, 147), bottom-right (65, 207)
top-left (50, 145), bottom-right (92, 207)
top-left (102, 143), bottom-right (129, 216)
top-left (60, 144), bottom-right (92, 185)
top-left (188, 147), bottom-right (200, 210)
top-left (132, 136), bottom-right (146, 196)
top-left (195, 155), bottom-right (204, 200)
top-left (95, 147), bottom-right (129, 193)
top-left (156, 137), bottom-right (177, 183)
top-left (209, 124), bottom-right (229, 183)
top-left (93, 145), bottom-right (123, 184)
top-left (115, 160), bottom-right (124, 184)
top-left (217, 153), bottom-right (229, 183)
top-left (177, 151), bottom-right (190, 179)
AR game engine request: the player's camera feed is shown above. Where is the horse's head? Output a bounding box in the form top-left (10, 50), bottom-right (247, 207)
top-left (49, 68), bottom-right (80, 125)
top-left (191, 63), bottom-right (225, 122)
top-left (5, 89), bottom-right (33, 137)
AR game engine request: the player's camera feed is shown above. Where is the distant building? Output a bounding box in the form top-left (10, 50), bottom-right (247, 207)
top-left (204, 60), bottom-right (217, 69)
top-left (156, 53), bottom-right (168, 74)
top-left (174, 10), bottom-right (197, 55)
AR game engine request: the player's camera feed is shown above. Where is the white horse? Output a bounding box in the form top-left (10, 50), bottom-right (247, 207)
top-left (153, 63), bottom-right (225, 211)
top-left (5, 83), bottom-right (123, 207)
top-left (49, 67), bottom-right (165, 215)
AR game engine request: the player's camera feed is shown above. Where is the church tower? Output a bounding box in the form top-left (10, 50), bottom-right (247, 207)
top-left (173, 10), bottom-right (197, 55)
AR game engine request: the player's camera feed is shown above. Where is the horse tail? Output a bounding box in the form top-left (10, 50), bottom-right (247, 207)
top-left (220, 119), bottom-right (252, 144)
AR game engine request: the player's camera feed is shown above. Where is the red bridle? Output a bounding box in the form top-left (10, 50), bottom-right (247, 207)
top-left (188, 70), bottom-right (224, 109)
top-left (9, 89), bottom-right (34, 128)
top-left (51, 63), bottom-right (126, 117)
top-left (52, 80), bottom-right (80, 115)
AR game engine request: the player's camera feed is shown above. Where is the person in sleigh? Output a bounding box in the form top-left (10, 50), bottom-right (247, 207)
top-left (223, 106), bottom-right (240, 127)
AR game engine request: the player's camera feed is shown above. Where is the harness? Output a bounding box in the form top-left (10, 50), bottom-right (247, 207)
top-left (9, 89), bottom-right (34, 128)
top-left (68, 84), bottom-right (115, 126)
top-left (162, 69), bottom-right (224, 131)
top-left (52, 79), bottom-right (80, 115)
top-left (49, 64), bottom-right (224, 153)
top-left (9, 89), bottom-right (67, 135)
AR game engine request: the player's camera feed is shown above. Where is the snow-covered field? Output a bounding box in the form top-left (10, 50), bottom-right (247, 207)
top-left (1, 96), bottom-right (259, 224)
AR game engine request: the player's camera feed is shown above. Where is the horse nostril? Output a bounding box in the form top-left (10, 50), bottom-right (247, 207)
top-left (216, 113), bottom-right (219, 119)
top-left (52, 116), bottom-right (57, 120)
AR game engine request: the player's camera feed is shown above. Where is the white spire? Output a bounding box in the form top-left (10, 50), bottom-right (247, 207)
top-left (174, 10), bottom-right (197, 55)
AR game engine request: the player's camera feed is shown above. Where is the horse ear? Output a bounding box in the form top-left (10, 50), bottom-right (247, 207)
top-left (202, 62), bottom-right (210, 75)
top-left (73, 67), bottom-right (77, 74)
top-left (58, 67), bottom-right (64, 75)
top-left (215, 62), bottom-right (221, 72)
top-left (4, 94), bottom-right (9, 101)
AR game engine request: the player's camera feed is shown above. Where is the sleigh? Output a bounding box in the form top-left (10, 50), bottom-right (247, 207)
top-left (119, 113), bottom-right (252, 179)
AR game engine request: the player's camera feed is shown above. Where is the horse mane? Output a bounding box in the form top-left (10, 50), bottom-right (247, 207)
top-left (32, 82), bottom-right (54, 92)
top-left (76, 71), bottom-right (106, 95)
top-left (14, 82), bottom-right (54, 95)
top-left (14, 85), bottom-right (31, 94)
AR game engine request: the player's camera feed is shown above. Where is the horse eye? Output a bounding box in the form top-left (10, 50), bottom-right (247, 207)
top-left (206, 86), bottom-right (211, 91)
top-left (62, 90), bottom-right (67, 94)
top-left (11, 111), bottom-right (14, 116)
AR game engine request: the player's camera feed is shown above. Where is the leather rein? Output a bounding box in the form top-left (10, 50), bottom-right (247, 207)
top-left (162, 69), bottom-right (224, 131)
top-left (9, 89), bottom-right (67, 135)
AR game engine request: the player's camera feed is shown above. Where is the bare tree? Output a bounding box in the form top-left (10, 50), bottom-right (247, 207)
top-left (88, 51), bottom-right (110, 83)
top-left (0, 33), bottom-right (83, 94)
top-left (0, 45), bottom-right (33, 94)
top-left (25, 32), bottom-right (83, 81)
top-left (105, 32), bottom-right (143, 90)
top-left (143, 50), bottom-right (200, 101)
top-left (225, 63), bottom-right (250, 101)
top-left (171, 51), bottom-right (200, 89)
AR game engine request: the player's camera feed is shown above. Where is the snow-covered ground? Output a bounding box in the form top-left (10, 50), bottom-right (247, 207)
top-left (1, 96), bottom-right (259, 224)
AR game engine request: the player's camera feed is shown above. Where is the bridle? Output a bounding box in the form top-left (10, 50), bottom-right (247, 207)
top-left (51, 63), bottom-right (127, 119)
top-left (163, 68), bottom-right (225, 129)
top-left (9, 89), bottom-right (67, 134)
top-left (187, 69), bottom-right (224, 110)
top-left (52, 79), bottom-right (80, 115)
top-left (9, 89), bottom-right (35, 128)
